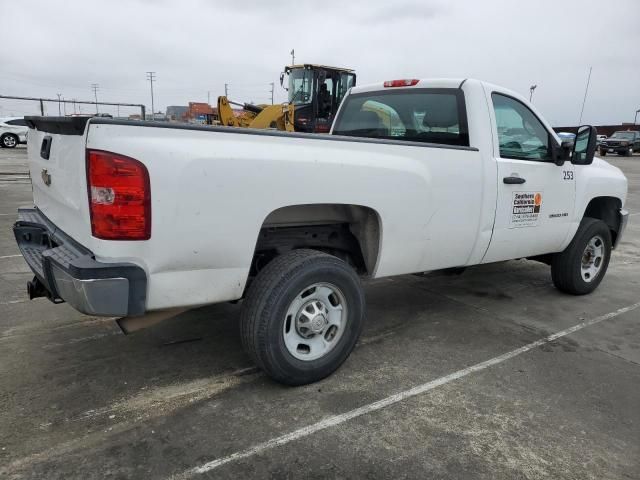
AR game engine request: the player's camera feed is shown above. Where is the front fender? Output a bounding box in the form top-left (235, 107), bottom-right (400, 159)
top-left (575, 158), bottom-right (628, 219)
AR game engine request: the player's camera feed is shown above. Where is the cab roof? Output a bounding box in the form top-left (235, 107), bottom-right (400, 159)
top-left (286, 64), bottom-right (355, 73)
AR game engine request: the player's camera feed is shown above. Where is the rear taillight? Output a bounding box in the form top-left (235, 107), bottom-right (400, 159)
top-left (87, 149), bottom-right (151, 240)
top-left (383, 79), bottom-right (419, 88)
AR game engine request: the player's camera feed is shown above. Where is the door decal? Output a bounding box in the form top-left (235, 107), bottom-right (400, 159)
top-left (509, 191), bottom-right (543, 228)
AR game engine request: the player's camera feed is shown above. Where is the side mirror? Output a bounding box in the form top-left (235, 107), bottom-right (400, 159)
top-left (279, 72), bottom-right (287, 90)
top-left (554, 139), bottom-right (573, 166)
top-left (572, 125), bottom-right (597, 165)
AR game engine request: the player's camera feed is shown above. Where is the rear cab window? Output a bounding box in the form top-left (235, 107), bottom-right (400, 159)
top-left (332, 88), bottom-right (469, 147)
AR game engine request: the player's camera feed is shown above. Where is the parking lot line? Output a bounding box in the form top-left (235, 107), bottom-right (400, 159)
top-left (0, 254), bottom-right (22, 259)
top-left (172, 301), bottom-right (640, 479)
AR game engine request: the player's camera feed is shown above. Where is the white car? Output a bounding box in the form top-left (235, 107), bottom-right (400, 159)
top-left (0, 117), bottom-right (29, 148)
top-left (14, 79), bottom-right (629, 385)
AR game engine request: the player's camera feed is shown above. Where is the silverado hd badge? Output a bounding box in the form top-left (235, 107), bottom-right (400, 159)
top-left (41, 169), bottom-right (51, 186)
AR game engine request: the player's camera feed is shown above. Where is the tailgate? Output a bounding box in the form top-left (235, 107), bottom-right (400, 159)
top-left (24, 116), bottom-right (93, 244)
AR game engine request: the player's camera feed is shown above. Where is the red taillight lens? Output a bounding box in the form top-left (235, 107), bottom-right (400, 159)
top-left (87, 149), bottom-right (151, 240)
top-left (383, 79), bottom-right (420, 88)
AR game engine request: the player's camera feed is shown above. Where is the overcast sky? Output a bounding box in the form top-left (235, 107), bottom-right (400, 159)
top-left (1, 0), bottom-right (638, 126)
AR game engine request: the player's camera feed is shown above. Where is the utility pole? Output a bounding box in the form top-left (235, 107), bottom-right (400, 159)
top-left (270, 82), bottom-right (274, 105)
top-left (62, 96), bottom-right (67, 116)
top-left (146, 71), bottom-right (156, 120)
top-left (578, 66), bottom-right (592, 125)
top-left (224, 83), bottom-right (228, 97)
top-left (57, 93), bottom-right (62, 115)
top-left (529, 85), bottom-right (537, 102)
top-left (207, 91), bottom-right (210, 105)
top-left (290, 49), bottom-right (295, 65)
top-left (634, 109), bottom-right (640, 125)
top-left (91, 84), bottom-right (99, 113)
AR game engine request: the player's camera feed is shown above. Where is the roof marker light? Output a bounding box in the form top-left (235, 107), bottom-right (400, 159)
top-left (383, 79), bottom-right (420, 88)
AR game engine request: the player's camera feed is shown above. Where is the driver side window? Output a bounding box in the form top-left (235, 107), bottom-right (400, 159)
top-left (492, 93), bottom-right (552, 161)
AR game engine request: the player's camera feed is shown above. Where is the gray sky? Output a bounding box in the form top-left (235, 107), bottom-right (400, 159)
top-left (1, 0), bottom-right (638, 126)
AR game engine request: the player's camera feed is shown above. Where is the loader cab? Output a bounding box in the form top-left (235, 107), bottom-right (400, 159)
top-left (281, 64), bottom-right (356, 133)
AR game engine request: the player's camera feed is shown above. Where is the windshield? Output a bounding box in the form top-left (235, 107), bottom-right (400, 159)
top-left (611, 131), bottom-right (635, 139)
top-left (288, 69), bottom-right (313, 105)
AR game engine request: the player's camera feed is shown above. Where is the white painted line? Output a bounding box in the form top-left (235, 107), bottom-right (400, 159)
top-left (172, 301), bottom-right (640, 479)
top-left (0, 254), bottom-right (21, 259)
top-left (629, 212), bottom-right (640, 216)
top-left (0, 213), bottom-right (17, 216)
top-left (0, 299), bottom-right (25, 306)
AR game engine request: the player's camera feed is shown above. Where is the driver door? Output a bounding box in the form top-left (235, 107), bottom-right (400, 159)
top-left (482, 92), bottom-right (576, 263)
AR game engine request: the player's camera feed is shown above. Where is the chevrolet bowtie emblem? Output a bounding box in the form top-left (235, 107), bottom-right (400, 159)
top-left (41, 168), bottom-right (51, 186)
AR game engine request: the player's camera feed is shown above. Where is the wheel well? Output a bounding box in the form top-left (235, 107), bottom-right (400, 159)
top-left (583, 196), bottom-right (622, 244)
top-left (251, 204), bottom-right (381, 276)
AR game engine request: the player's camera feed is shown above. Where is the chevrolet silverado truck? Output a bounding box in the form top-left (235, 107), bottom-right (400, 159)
top-left (14, 78), bottom-right (629, 385)
top-left (599, 130), bottom-right (640, 157)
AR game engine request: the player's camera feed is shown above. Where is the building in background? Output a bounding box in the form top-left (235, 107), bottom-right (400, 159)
top-left (186, 102), bottom-right (218, 124)
top-left (166, 105), bottom-right (188, 121)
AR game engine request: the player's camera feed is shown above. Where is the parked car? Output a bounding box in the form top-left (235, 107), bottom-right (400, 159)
top-left (15, 78), bottom-right (629, 385)
top-left (599, 130), bottom-right (640, 157)
top-left (0, 117), bottom-right (29, 148)
top-left (596, 134), bottom-right (607, 147)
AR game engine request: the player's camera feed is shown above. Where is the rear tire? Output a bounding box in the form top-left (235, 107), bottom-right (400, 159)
top-left (1, 134), bottom-right (18, 148)
top-left (551, 217), bottom-right (611, 295)
top-left (241, 249), bottom-right (365, 385)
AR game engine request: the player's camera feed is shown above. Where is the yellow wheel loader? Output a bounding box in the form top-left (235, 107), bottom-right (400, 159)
top-left (217, 64), bottom-right (356, 133)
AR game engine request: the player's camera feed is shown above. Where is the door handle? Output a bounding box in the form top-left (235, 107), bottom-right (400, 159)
top-left (503, 176), bottom-right (526, 184)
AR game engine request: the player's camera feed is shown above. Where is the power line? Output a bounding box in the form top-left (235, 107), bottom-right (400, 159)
top-left (146, 72), bottom-right (156, 119)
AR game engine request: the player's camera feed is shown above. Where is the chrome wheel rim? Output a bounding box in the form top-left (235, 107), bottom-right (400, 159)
top-left (3, 136), bottom-right (16, 147)
top-left (581, 235), bottom-right (605, 282)
top-left (283, 282), bottom-right (347, 361)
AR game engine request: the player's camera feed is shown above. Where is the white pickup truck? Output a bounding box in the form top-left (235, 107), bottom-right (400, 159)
top-left (15, 78), bottom-right (629, 385)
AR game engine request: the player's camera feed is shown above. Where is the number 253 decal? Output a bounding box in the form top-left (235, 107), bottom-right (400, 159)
top-left (563, 171), bottom-right (574, 180)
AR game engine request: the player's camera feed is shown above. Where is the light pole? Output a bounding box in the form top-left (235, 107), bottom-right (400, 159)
top-left (635, 109), bottom-right (640, 125)
top-left (91, 84), bottom-right (99, 113)
top-left (57, 93), bottom-right (62, 115)
top-left (529, 85), bottom-right (537, 102)
top-left (146, 72), bottom-right (156, 120)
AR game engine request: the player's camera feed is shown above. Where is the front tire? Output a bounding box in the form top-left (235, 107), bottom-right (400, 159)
top-left (1, 134), bottom-right (18, 148)
top-left (599, 149), bottom-right (607, 156)
top-left (241, 249), bottom-right (365, 385)
top-left (551, 217), bottom-right (611, 295)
